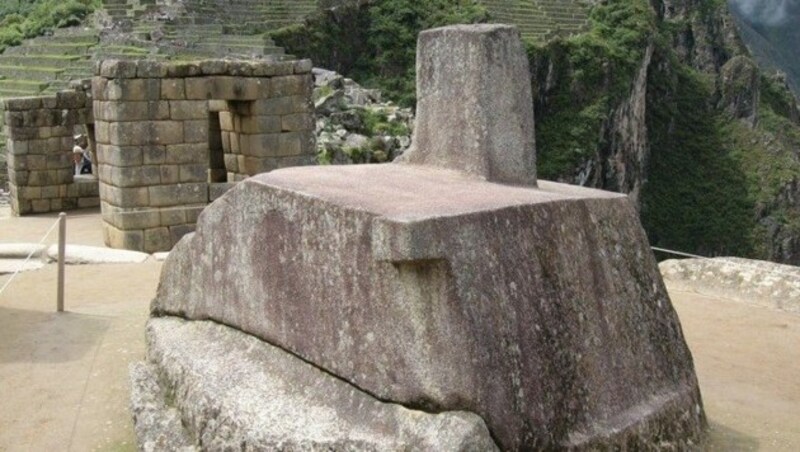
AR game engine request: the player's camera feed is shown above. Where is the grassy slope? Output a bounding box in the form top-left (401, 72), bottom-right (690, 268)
top-left (0, 0), bottom-right (99, 53)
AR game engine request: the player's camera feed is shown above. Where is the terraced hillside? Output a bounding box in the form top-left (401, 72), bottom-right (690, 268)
top-left (0, 0), bottom-right (321, 188)
top-left (176, 0), bottom-right (317, 34)
top-left (482, 0), bottom-right (590, 42)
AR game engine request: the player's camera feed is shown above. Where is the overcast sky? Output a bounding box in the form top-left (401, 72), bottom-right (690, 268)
top-left (729, 0), bottom-right (795, 26)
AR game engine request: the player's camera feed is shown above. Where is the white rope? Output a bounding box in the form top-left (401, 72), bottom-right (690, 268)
top-left (63, 204), bottom-right (207, 220)
top-left (0, 217), bottom-right (61, 299)
top-left (652, 246), bottom-right (800, 280)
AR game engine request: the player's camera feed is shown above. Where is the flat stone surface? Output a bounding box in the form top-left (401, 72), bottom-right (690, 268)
top-left (259, 164), bottom-right (620, 221)
top-left (151, 252), bottom-right (169, 262)
top-left (0, 243), bottom-right (47, 259)
top-left (138, 316), bottom-right (498, 451)
top-left (660, 257), bottom-right (800, 313)
top-left (46, 244), bottom-right (150, 264)
top-left (0, 258), bottom-right (44, 275)
top-left (154, 164), bottom-right (704, 450)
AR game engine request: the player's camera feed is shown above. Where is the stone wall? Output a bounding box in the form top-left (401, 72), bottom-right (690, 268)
top-left (93, 59), bottom-right (315, 252)
top-left (3, 84), bottom-right (100, 215)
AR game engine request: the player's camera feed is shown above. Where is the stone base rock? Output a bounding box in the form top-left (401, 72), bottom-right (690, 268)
top-left (131, 316), bottom-right (499, 451)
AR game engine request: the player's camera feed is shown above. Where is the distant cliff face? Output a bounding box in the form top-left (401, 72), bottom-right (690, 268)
top-left (522, 0), bottom-right (799, 264)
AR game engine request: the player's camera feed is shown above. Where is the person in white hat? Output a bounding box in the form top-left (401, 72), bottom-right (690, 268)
top-left (72, 135), bottom-right (92, 175)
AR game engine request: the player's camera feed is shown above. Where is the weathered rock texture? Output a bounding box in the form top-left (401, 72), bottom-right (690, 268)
top-left (93, 59), bottom-right (316, 252)
top-left (3, 84), bottom-right (100, 215)
top-left (141, 25), bottom-right (706, 451)
top-left (133, 317), bottom-right (498, 451)
top-left (400, 25), bottom-right (536, 186)
top-left (660, 257), bottom-right (800, 314)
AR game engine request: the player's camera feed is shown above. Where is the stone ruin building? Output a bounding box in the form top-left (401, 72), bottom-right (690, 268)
top-left (130, 24), bottom-right (707, 450)
top-left (3, 59), bottom-right (315, 252)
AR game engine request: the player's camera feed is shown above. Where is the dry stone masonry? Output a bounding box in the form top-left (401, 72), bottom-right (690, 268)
top-left (3, 82), bottom-right (99, 215)
top-left (133, 25), bottom-right (707, 450)
top-left (94, 59), bottom-right (315, 252)
top-left (3, 59), bottom-right (315, 253)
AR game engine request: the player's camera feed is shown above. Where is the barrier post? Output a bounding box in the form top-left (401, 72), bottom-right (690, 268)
top-left (57, 212), bottom-right (66, 312)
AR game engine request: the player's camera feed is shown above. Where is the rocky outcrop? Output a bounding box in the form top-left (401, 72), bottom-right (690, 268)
top-left (660, 257), bottom-right (800, 313)
top-left (313, 68), bottom-right (413, 164)
top-left (655, 0), bottom-right (745, 73)
top-left (132, 318), bottom-right (498, 450)
top-left (718, 55), bottom-right (760, 126)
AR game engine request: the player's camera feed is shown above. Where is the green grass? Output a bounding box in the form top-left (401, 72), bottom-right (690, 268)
top-left (0, 0), bottom-right (100, 53)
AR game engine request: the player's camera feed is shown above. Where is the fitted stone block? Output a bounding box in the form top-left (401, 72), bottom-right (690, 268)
top-left (160, 208), bottom-right (187, 227)
top-left (95, 101), bottom-right (171, 122)
top-left (103, 223), bottom-right (144, 251)
top-left (165, 143), bottom-right (207, 165)
top-left (109, 121), bottom-right (184, 146)
top-left (161, 79), bottom-right (186, 100)
top-left (240, 133), bottom-right (279, 157)
top-left (4, 97), bottom-right (42, 111)
top-left (179, 164), bottom-right (208, 183)
top-left (105, 78), bottom-right (161, 102)
top-left (101, 165), bottom-right (162, 188)
top-left (281, 113), bottom-right (314, 132)
top-left (239, 115), bottom-right (282, 134)
top-left (148, 183), bottom-right (207, 207)
top-left (96, 144), bottom-right (144, 167)
top-left (182, 120), bottom-right (210, 144)
top-left (234, 95), bottom-right (311, 116)
top-left (101, 202), bottom-right (162, 230)
top-left (160, 165), bottom-right (179, 184)
top-left (101, 184), bottom-right (150, 207)
top-left (169, 101), bottom-right (209, 120)
top-left (142, 146), bottom-right (167, 165)
top-left (100, 60), bottom-right (138, 79)
top-left (145, 227), bottom-right (172, 253)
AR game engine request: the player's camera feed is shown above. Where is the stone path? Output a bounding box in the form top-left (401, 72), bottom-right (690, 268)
top-left (0, 211), bottom-right (798, 451)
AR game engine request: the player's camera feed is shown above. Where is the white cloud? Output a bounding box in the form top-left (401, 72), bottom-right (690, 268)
top-left (730, 0), bottom-right (793, 26)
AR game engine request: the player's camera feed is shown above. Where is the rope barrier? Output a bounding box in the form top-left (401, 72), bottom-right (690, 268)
top-left (652, 245), bottom-right (800, 280)
top-left (63, 204), bottom-right (207, 220)
top-left (0, 217), bottom-right (60, 299)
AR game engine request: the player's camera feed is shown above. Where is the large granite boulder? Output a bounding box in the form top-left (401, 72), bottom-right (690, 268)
top-left (134, 24), bottom-right (706, 450)
top-left (132, 317), bottom-right (497, 451)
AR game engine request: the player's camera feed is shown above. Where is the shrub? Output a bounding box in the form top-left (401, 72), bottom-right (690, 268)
top-left (0, 0), bottom-right (99, 52)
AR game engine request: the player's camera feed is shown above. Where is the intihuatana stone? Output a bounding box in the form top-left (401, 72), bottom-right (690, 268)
top-left (139, 24), bottom-right (706, 450)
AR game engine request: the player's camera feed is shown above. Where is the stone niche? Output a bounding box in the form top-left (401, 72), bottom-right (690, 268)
top-left (133, 25), bottom-right (707, 450)
top-left (3, 82), bottom-right (99, 215)
top-left (93, 59), bottom-right (316, 253)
